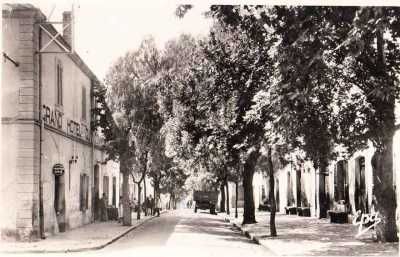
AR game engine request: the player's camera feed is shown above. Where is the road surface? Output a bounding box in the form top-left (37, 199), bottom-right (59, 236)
top-left (99, 209), bottom-right (273, 257)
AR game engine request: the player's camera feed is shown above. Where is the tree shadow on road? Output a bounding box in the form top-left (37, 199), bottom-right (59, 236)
top-left (174, 215), bottom-right (258, 244)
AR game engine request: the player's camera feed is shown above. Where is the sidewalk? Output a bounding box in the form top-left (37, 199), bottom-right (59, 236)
top-left (224, 209), bottom-right (399, 256)
top-left (0, 210), bottom-right (167, 253)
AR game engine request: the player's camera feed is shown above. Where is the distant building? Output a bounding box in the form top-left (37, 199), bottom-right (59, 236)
top-left (1, 4), bottom-right (120, 241)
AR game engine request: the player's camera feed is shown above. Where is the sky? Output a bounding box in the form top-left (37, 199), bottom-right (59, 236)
top-left (5, 0), bottom-right (214, 81)
top-left (4, 0), bottom-right (399, 81)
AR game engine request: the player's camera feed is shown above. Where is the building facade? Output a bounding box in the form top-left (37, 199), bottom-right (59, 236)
top-left (252, 134), bottom-right (399, 223)
top-left (1, 4), bottom-right (120, 241)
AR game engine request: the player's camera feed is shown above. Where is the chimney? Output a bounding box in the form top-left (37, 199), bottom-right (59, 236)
top-left (62, 11), bottom-right (72, 47)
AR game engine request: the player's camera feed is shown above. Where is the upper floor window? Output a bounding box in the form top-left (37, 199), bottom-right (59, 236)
top-left (56, 61), bottom-right (63, 105)
top-left (82, 86), bottom-right (87, 120)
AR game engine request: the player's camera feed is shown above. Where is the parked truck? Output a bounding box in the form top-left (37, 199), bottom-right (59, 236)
top-left (193, 190), bottom-right (218, 214)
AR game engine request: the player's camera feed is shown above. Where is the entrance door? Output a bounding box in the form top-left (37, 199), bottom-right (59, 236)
top-left (93, 165), bottom-right (100, 220)
top-left (54, 174), bottom-right (66, 232)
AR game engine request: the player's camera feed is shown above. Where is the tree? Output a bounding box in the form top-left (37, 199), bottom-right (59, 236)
top-left (161, 165), bottom-right (189, 209)
top-left (105, 36), bottom-right (164, 221)
top-left (95, 62), bottom-right (137, 226)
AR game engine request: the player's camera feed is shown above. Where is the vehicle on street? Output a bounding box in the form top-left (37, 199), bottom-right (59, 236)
top-left (193, 190), bottom-right (218, 214)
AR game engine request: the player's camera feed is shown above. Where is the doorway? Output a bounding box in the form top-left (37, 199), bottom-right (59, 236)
top-left (296, 169), bottom-right (301, 207)
top-left (334, 160), bottom-right (349, 204)
top-left (287, 171), bottom-right (295, 206)
top-left (93, 165), bottom-right (100, 220)
top-left (112, 177), bottom-right (117, 206)
top-left (54, 174), bottom-right (66, 232)
top-left (355, 157), bottom-right (368, 213)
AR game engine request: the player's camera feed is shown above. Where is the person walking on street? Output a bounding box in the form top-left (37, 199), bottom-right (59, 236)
top-left (130, 197), bottom-right (137, 213)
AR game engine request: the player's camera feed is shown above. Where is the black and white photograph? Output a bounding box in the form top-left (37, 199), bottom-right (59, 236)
top-left (1, 0), bottom-right (400, 256)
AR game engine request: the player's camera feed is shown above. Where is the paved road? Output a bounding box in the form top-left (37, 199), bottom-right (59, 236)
top-left (99, 209), bottom-right (273, 257)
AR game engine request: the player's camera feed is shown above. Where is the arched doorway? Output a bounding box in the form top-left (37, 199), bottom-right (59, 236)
top-left (355, 157), bottom-right (368, 213)
top-left (53, 164), bottom-right (66, 232)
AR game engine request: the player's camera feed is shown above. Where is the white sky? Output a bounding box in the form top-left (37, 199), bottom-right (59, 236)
top-left (3, 0), bottom-right (399, 81)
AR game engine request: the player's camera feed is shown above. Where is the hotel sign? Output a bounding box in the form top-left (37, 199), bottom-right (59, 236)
top-left (42, 105), bottom-right (90, 141)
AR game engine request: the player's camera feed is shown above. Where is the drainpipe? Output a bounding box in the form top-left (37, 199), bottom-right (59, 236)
top-left (91, 104), bottom-right (95, 222)
top-left (37, 21), bottom-right (45, 239)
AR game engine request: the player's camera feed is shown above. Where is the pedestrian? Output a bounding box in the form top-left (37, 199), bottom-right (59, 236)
top-left (100, 193), bottom-right (108, 221)
top-left (154, 195), bottom-right (161, 217)
top-left (118, 196), bottom-right (123, 223)
top-left (149, 195), bottom-right (154, 215)
top-left (131, 197), bottom-right (137, 212)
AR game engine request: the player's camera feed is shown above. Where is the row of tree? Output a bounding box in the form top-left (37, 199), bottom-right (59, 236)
top-left (173, 5), bottom-right (400, 242)
top-left (91, 37), bottom-right (190, 225)
top-left (93, 5), bottom-right (400, 242)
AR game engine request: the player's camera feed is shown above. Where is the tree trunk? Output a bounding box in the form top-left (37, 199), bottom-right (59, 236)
top-left (242, 150), bottom-right (260, 224)
top-left (172, 194), bottom-right (176, 209)
top-left (267, 146), bottom-right (277, 237)
top-left (235, 179), bottom-right (238, 218)
top-left (226, 180), bottom-right (230, 215)
top-left (121, 158), bottom-right (132, 226)
top-left (137, 184), bottom-right (141, 220)
top-left (372, 144), bottom-right (398, 242)
top-left (370, 24), bottom-right (398, 242)
top-left (220, 183), bottom-right (226, 212)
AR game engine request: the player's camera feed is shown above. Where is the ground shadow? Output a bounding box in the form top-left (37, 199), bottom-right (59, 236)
top-left (174, 214), bottom-right (257, 244)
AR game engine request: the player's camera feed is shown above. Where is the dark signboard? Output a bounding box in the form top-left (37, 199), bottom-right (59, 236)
top-left (53, 163), bottom-right (65, 176)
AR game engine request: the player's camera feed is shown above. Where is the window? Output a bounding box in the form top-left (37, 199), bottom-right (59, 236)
top-left (56, 61), bottom-right (63, 105)
top-left (80, 174), bottom-right (89, 211)
top-left (81, 86), bottom-right (87, 120)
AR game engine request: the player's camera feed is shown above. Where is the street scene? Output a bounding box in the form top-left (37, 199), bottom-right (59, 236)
top-left (1, 1), bottom-right (400, 256)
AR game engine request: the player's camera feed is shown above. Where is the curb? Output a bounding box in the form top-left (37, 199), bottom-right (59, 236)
top-left (228, 217), bottom-right (279, 256)
top-left (1, 210), bottom-right (169, 254)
